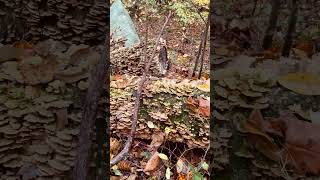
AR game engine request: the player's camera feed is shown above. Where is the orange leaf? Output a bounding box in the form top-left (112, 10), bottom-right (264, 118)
top-left (198, 98), bottom-right (210, 117)
top-left (13, 40), bottom-right (33, 49)
top-left (186, 96), bottom-right (198, 113)
top-left (294, 40), bottom-right (314, 57)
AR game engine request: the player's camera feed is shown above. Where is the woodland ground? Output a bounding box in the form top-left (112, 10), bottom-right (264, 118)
top-left (110, 5), bottom-right (211, 180)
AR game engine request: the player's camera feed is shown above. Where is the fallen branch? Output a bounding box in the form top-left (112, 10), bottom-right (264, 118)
top-left (110, 11), bottom-right (172, 166)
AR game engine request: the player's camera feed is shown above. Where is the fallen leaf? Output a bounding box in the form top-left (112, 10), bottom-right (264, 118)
top-left (278, 73), bottom-right (320, 95)
top-left (176, 159), bottom-right (189, 174)
top-left (117, 160), bottom-right (131, 171)
top-left (164, 127), bottom-right (172, 135)
top-left (243, 109), bottom-right (280, 161)
top-left (196, 80), bottom-right (210, 92)
top-left (198, 98), bottom-right (210, 117)
top-left (149, 131), bottom-right (165, 150)
top-left (147, 121), bottom-right (155, 129)
top-left (144, 152), bottom-right (160, 172)
top-left (201, 161), bottom-right (209, 171)
top-left (186, 96), bottom-right (198, 113)
top-left (158, 153), bottom-right (169, 160)
top-left (165, 167), bottom-right (171, 179)
top-left (267, 112), bottom-right (320, 175)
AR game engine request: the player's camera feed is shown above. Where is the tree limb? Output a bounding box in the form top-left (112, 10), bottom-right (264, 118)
top-left (110, 11), bottom-right (172, 166)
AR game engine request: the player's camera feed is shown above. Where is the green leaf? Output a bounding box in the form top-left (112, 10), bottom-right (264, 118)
top-left (165, 167), bottom-right (171, 179)
top-left (158, 153), bottom-right (169, 160)
top-left (201, 161), bottom-right (209, 171)
top-left (193, 172), bottom-right (203, 180)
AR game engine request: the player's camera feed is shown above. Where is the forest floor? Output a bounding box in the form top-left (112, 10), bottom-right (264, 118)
top-left (110, 12), bottom-right (210, 180)
top-left (212, 0), bottom-right (320, 179)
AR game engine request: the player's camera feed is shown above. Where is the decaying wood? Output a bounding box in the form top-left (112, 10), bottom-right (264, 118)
top-left (110, 11), bottom-right (173, 166)
top-left (110, 75), bottom-right (210, 149)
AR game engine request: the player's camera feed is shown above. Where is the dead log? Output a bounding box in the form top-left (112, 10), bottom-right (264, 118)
top-left (110, 75), bottom-right (210, 149)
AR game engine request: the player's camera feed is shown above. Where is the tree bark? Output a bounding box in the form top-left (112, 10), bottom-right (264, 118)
top-left (282, 0), bottom-right (298, 57)
top-left (73, 36), bottom-right (108, 180)
top-left (263, 0), bottom-right (281, 50)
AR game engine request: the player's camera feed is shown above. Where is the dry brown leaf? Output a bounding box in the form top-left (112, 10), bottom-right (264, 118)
top-left (110, 138), bottom-right (121, 155)
top-left (149, 131), bottom-right (165, 150)
top-left (265, 112), bottom-right (320, 175)
top-left (127, 174), bottom-right (137, 180)
top-left (117, 160), bottom-right (131, 171)
top-left (243, 110), bottom-right (280, 161)
top-left (144, 152), bottom-right (160, 173)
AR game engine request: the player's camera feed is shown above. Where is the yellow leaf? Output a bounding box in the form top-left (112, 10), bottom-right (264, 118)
top-left (278, 73), bottom-right (320, 95)
top-left (165, 127), bottom-right (172, 135)
top-left (158, 153), bottom-right (169, 160)
top-left (196, 80), bottom-right (210, 92)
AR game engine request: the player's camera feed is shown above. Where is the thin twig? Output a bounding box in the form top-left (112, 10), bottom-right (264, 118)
top-left (190, 15), bottom-right (209, 78)
top-left (251, 0), bottom-right (258, 16)
top-left (190, 32), bottom-right (205, 78)
top-left (198, 15), bottom-right (210, 79)
top-left (110, 11), bottom-right (172, 166)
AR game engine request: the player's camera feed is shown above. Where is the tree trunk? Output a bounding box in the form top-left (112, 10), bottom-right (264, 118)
top-left (263, 0), bottom-right (281, 50)
top-left (73, 37), bottom-right (108, 180)
top-left (282, 0), bottom-right (298, 57)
